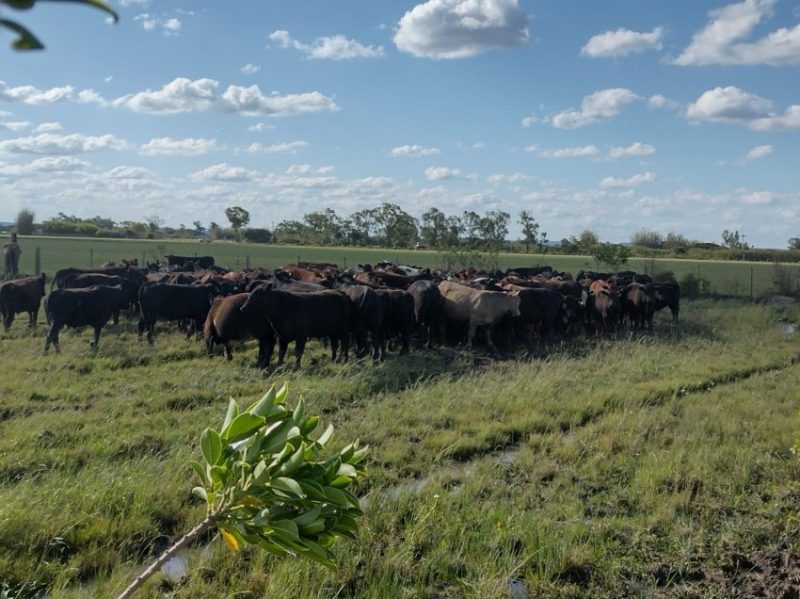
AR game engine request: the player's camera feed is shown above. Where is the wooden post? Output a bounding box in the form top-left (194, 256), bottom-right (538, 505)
top-left (89, 248), bottom-right (94, 268)
top-left (750, 266), bottom-right (754, 302)
top-left (34, 246), bottom-right (41, 276)
top-left (245, 254), bottom-right (250, 269)
top-left (142, 251), bottom-right (146, 267)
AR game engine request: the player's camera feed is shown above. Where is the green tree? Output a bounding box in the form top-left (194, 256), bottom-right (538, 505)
top-left (420, 207), bottom-right (447, 248)
top-left (225, 206), bottom-right (251, 241)
top-left (374, 203), bottom-right (418, 248)
top-left (1, 0), bottom-right (117, 50)
top-left (790, 236), bottom-right (800, 250)
top-left (591, 243), bottom-right (631, 270)
top-left (721, 229), bottom-right (748, 250)
top-left (630, 228), bottom-right (664, 248)
top-left (518, 210), bottom-right (539, 253)
top-left (578, 229), bottom-right (599, 250)
top-left (477, 210), bottom-right (510, 251)
top-left (304, 209), bottom-right (343, 245)
top-left (14, 208), bottom-right (34, 235)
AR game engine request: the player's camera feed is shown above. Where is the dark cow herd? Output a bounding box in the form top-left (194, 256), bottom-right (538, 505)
top-left (0, 257), bottom-right (680, 367)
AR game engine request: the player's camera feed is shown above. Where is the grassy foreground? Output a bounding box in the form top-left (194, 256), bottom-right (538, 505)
top-left (1, 301), bottom-right (799, 597)
top-left (10, 235), bottom-right (800, 297)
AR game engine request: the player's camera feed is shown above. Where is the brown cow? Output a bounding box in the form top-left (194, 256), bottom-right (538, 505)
top-left (590, 290), bottom-right (621, 335)
top-left (438, 281), bottom-right (520, 352)
top-left (204, 293), bottom-right (274, 367)
top-left (0, 273), bottom-right (46, 330)
top-left (623, 283), bottom-right (655, 330)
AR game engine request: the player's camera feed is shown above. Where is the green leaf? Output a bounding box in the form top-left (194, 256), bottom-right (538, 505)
top-left (222, 397), bottom-right (239, 431)
top-left (292, 506), bottom-right (321, 528)
top-left (208, 465), bottom-right (227, 486)
top-left (335, 463), bottom-right (357, 479)
top-left (298, 539), bottom-right (336, 570)
top-left (274, 383), bottom-right (288, 404)
top-left (191, 486), bottom-right (208, 502)
top-left (322, 486), bottom-right (350, 507)
top-left (224, 413), bottom-right (265, 442)
top-left (277, 445), bottom-right (306, 477)
top-left (271, 519), bottom-right (300, 541)
top-left (200, 428), bottom-right (222, 466)
top-left (246, 386), bottom-right (276, 416)
top-left (301, 415), bottom-right (320, 435)
top-left (3, 0), bottom-right (35, 10)
top-left (44, 0), bottom-right (119, 23)
top-left (292, 397), bottom-right (305, 423)
top-left (190, 460), bottom-right (207, 484)
top-left (0, 19), bottom-right (44, 50)
top-left (316, 424), bottom-right (334, 447)
top-left (271, 476), bottom-right (306, 498)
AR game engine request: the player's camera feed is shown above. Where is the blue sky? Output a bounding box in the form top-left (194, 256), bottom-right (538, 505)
top-left (0, 0), bottom-right (798, 247)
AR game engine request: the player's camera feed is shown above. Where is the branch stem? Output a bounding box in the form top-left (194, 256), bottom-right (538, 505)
top-left (116, 512), bottom-right (219, 599)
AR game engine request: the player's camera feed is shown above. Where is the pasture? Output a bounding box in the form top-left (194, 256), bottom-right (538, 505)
top-left (1, 298), bottom-right (799, 598)
top-left (11, 235), bottom-right (800, 298)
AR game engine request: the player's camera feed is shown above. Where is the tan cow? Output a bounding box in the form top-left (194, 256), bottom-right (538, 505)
top-left (438, 280), bottom-right (520, 352)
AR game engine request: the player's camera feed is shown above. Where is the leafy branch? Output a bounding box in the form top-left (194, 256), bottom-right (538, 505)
top-left (0, 0), bottom-right (118, 50)
top-left (117, 384), bottom-right (368, 599)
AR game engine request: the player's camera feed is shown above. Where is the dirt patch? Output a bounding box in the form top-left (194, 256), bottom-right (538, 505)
top-left (709, 535), bottom-right (800, 598)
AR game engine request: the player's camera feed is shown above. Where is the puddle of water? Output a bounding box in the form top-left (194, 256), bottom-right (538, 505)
top-left (162, 551), bottom-right (189, 580)
top-left (507, 579), bottom-right (528, 599)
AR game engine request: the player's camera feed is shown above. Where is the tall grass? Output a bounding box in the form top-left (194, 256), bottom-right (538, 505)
top-left (0, 300), bottom-right (798, 597)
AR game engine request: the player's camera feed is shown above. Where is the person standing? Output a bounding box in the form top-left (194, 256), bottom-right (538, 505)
top-left (3, 232), bottom-right (21, 280)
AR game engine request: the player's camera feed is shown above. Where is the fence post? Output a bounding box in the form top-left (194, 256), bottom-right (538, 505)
top-left (245, 254), bottom-right (250, 269)
top-left (89, 248), bottom-right (93, 268)
top-left (142, 251), bottom-right (146, 267)
top-left (34, 246), bottom-right (41, 276)
top-left (750, 266), bottom-right (754, 302)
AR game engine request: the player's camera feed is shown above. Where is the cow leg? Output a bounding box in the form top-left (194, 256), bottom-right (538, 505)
top-left (484, 326), bottom-right (498, 354)
top-left (45, 322), bottom-right (60, 353)
top-left (294, 338), bottom-right (306, 368)
top-left (277, 339), bottom-right (289, 366)
top-left (399, 330), bottom-right (410, 355)
top-left (111, 309), bottom-right (119, 326)
top-left (91, 325), bottom-right (102, 349)
top-left (466, 321), bottom-right (478, 350)
top-left (330, 336), bottom-right (339, 362)
top-left (223, 343), bottom-right (233, 360)
top-left (257, 336), bottom-right (275, 369)
top-left (339, 333), bottom-right (349, 362)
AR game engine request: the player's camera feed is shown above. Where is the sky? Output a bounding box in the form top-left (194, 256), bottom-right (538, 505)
top-left (0, 0), bottom-right (798, 247)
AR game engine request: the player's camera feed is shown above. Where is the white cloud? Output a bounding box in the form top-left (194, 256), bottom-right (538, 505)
top-left (538, 144), bottom-right (600, 158)
top-left (521, 115), bottom-right (538, 127)
top-left (674, 0), bottom-right (800, 66)
top-left (34, 122), bottom-right (62, 133)
top-left (287, 164), bottom-right (334, 175)
top-left (425, 166), bottom-right (477, 180)
top-left (103, 166), bottom-right (154, 179)
top-left (269, 30), bottom-right (385, 60)
top-left (189, 163), bottom-right (258, 182)
top-left (487, 172), bottom-right (534, 184)
top-left (120, 0), bottom-right (150, 6)
top-left (389, 144), bottom-right (441, 157)
top-left (550, 88), bottom-right (640, 128)
top-left (647, 94), bottom-right (679, 110)
top-left (0, 118), bottom-right (29, 131)
top-left (241, 64), bottom-right (261, 75)
top-left (686, 85), bottom-right (773, 122)
top-left (581, 27), bottom-right (664, 57)
top-left (135, 13), bottom-right (181, 35)
top-left (609, 142), bottom-right (656, 159)
top-left (247, 122), bottom-right (274, 133)
top-left (0, 156), bottom-right (88, 177)
top-left (139, 137), bottom-right (218, 156)
top-left (112, 77), bottom-right (338, 116)
top-left (600, 172), bottom-right (656, 187)
top-left (0, 133), bottom-right (127, 155)
top-left (750, 105), bottom-right (800, 130)
top-left (394, 0), bottom-right (529, 59)
top-left (245, 141), bottom-right (309, 154)
top-left (740, 190), bottom-right (775, 204)
top-left (743, 144), bottom-right (773, 161)
top-left (0, 82), bottom-right (89, 105)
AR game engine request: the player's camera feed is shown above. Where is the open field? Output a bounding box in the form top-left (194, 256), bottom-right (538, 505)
top-left (11, 235), bottom-right (800, 298)
top-left (1, 300), bottom-right (799, 597)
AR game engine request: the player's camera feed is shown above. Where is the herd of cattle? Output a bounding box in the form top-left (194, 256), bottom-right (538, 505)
top-left (0, 254), bottom-right (680, 367)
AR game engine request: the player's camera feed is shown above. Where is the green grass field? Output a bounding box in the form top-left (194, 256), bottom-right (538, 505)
top-left (10, 235), bottom-right (800, 297)
top-left (1, 299), bottom-right (799, 597)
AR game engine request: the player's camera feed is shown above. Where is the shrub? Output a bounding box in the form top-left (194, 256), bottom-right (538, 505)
top-left (679, 273), bottom-right (711, 299)
top-left (653, 270), bottom-right (676, 282)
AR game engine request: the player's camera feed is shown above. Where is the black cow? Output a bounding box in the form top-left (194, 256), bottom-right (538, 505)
top-left (337, 282), bottom-right (384, 361)
top-left (652, 281), bottom-right (680, 324)
top-left (165, 254), bottom-right (215, 270)
top-left (0, 273), bottom-right (46, 330)
top-left (513, 288), bottom-right (563, 343)
top-left (44, 285), bottom-right (128, 352)
top-left (374, 288), bottom-right (415, 355)
top-left (52, 265), bottom-right (146, 290)
top-left (138, 282), bottom-right (215, 343)
top-left (622, 283), bottom-right (656, 330)
top-left (62, 273), bottom-right (141, 324)
top-left (240, 286), bottom-right (351, 368)
top-left (407, 279), bottom-right (442, 348)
